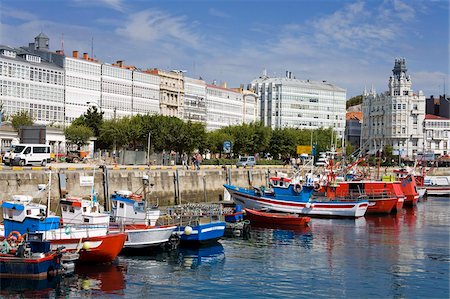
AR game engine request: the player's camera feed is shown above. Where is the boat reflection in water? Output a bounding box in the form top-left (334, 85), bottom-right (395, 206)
top-left (250, 222), bottom-right (313, 249)
top-left (74, 260), bottom-right (127, 294)
top-left (177, 242), bottom-right (225, 269)
top-left (0, 276), bottom-right (62, 297)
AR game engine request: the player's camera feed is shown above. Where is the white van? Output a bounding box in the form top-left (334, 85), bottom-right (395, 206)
top-left (4, 144), bottom-right (51, 166)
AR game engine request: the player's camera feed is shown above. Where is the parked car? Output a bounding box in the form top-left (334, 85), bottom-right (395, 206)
top-left (65, 150), bottom-right (88, 163)
top-left (236, 156), bottom-right (256, 168)
top-left (3, 144), bottom-right (51, 166)
top-left (65, 151), bottom-right (82, 163)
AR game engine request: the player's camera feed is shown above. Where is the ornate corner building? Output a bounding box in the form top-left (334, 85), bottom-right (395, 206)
top-left (362, 58), bottom-right (425, 158)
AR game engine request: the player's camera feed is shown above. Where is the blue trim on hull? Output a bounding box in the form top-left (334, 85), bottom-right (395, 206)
top-left (178, 222), bottom-right (226, 244)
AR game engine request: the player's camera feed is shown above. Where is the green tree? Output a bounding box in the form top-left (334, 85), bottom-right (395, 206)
top-left (346, 95), bottom-right (363, 109)
top-left (64, 124), bottom-right (93, 149)
top-left (73, 106), bottom-right (103, 136)
top-left (11, 111), bottom-right (33, 132)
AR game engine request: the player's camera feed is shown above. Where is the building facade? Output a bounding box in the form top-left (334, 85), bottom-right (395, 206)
top-left (242, 89), bottom-right (259, 124)
top-left (206, 84), bottom-right (244, 131)
top-left (0, 41), bottom-right (65, 125)
top-left (249, 72), bottom-right (346, 137)
top-left (345, 111), bottom-right (362, 149)
top-left (64, 52), bottom-right (101, 122)
top-left (184, 77), bottom-right (207, 123)
top-left (361, 58), bottom-right (425, 157)
top-left (423, 114), bottom-right (449, 156)
top-left (147, 69), bottom-right (184, 118)
top-left (426, 94), bottom-right (450, 119)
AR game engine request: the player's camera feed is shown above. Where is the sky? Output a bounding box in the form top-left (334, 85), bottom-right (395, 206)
top-left (0, 0), bottom-right (448, 98)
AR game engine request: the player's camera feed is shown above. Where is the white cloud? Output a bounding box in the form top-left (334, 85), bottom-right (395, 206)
top-left (71, 0), bottom-right (126, 12)
top-left (209, 8), bottom-right (230, 18)
top-left (116, 10), bottom-right (202, 49)
top-left (1, 6), bottom-right (38, 21)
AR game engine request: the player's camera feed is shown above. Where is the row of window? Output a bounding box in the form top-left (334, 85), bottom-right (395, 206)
top-left (66, 59), bottom-right (101, 76)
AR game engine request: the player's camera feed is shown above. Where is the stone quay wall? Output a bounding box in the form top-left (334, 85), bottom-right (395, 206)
top-left (0, 166), bottom-right (448, 216)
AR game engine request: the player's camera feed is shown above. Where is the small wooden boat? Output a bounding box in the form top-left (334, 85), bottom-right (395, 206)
top-left (244, 208), bottom-right (311, 226)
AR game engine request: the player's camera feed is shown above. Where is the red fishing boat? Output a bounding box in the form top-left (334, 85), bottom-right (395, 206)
top-left (244, 208), bottom-right (311, 226)
top-left (333, 181), bottom-right (400, 214)
top-left (50, 233), bottom-right (127, 263)
top-left (393, 170), bottom-right (419, 206)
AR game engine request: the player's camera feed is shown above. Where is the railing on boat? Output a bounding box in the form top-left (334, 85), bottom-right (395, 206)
top-left (156, 203), bottom-right (224, 227)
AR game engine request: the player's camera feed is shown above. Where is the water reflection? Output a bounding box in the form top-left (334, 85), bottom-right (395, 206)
top-left (74, 261), bottom-right (127, 294)
top-left (177, 242), bottom-right (225, 269)
top-left (0, 276), bottom-right (61, 297)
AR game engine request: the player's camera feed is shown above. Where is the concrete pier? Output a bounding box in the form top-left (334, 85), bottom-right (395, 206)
top-left (0, 165), bottom-right (448, 216)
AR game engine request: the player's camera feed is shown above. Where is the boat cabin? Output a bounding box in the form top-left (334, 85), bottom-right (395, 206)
top-left (111, 191), bottom-right (160, 226)
top-left (269, 177), bottom-right (292, 189)
top-left (1, 195), bottom-right (60, 236)
top-left (60, 197), bottom-right (109, 225)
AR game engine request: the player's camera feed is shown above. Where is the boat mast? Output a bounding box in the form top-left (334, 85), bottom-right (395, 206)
top-left (46, 168), bottom-right (52, 217)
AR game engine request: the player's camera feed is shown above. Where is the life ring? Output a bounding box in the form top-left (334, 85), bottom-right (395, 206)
top-left (294, 184), bottom-right (303, 194)
top-left (313, 183), bottom-right (321, 192)
top-left (7, 231), bottom-right (22, 242)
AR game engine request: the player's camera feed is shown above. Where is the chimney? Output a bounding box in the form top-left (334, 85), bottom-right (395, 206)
top-left (72, 50), bottom-right (79, 58)
top-left (116, 60), bottom-right (123, 67)
top-left (83, 53), bottom-right (89, 60)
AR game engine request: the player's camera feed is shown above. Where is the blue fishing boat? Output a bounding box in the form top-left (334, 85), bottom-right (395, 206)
top-left (224, 174), bottom-right (369, 218)
top-left (176, 221), bottom-right (226, 245)
top-left (0, 232), bottom-right (65, 280)
top-left (163, 204), bottom-right (226, 245)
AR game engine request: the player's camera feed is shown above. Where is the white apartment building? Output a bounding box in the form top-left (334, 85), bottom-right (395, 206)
top-left (362, 58), bottom-right (425, 157)
top-left (242, 89), bottom-right (259, 124)
top-left (64, 52), bottom-right (101, 122)
top-left (184, 77), bottom-right (207, 123)
top-left (0, 44), bottom-right (65, 124)
top-left (206, 84), bottom-right (244, 131)
top-left (249, 71), bottom-right (346, 137)
top-left (423, 114), bottom-right (449, 156)
top-left (101, 62), bottom-right (132, 119)
top-left (132, 69), bottom-right (160, 116)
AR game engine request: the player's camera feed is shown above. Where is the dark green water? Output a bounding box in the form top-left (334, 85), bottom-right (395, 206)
top-left (1, 197), bottom-right (449, 298)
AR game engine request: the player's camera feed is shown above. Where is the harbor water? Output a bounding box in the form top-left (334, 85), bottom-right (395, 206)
top-left (1, 197), bottom-right (448, 298)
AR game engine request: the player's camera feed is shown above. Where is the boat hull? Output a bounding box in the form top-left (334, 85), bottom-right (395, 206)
top-left (0, 253), bottom-right (62, 279)
top-left (49, 233), bottom-right (127, 263)
top-left (244, 208), bottom-right (310, 226)
top-left (110, 225), bottom-right (176, 249)
top-left (423, 186), bottom-right (450, 196)
top-left (226, 186), bottom-right (368, 218)
top-left (403, 194), bottom-right (419, 207)
top-left (176, 222), bottom-right (226, 245)
top-left (366, 197), bottom-right (398, 214)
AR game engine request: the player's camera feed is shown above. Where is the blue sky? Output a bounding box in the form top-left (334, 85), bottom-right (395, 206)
top-left (1, 0), bottom-right (448, 98)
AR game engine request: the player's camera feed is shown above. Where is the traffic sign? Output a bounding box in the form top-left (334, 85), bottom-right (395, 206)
top-left (223, 141), bottom-right (232, 153)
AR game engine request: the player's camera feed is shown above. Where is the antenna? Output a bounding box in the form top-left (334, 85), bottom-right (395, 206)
top-left (61, 33), bottom-right (64, 53)
top-left (91, 37), bottom-right (94, 58)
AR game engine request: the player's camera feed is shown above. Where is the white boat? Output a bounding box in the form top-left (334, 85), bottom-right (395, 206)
top-left (61, 192), bottom-right (176, 251)
top-left (423, 176), bottom-right (450, 196)
top-left (2, 195), bottom-right (126, 263)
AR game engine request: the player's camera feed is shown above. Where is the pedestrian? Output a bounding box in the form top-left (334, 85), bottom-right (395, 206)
top-left (195, 152), bottom-right (202, 170)
top-left (181, 152), bottom-right (189, 170)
